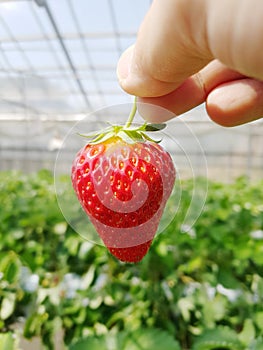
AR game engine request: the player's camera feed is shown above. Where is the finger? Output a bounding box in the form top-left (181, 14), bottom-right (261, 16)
top-left (137, 60), bottom-right (245, 122)
top-left (117, 45), bottom-right (182, 97)
top-left (206, 79), bottom-right (263, 127)
top-left (117, 0), bottom-right (263, 97)
top-left (117, 0), bottom-right (211, 97)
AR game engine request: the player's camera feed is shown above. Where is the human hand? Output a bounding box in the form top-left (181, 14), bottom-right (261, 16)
top-left (117, 0), bottom-right (263, 126)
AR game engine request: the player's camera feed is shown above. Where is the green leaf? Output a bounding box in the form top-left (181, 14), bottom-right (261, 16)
top-left (81, 265), bottom-right (95, 289)
top-left (140, 131), bottom-right (162, 143)
top-left (255, 312), bottom-right (263, 332)
top-left (120, 328), bottom-right (181, 350)
top-left (23, 312), bottom-right (49, 339)
top-left (91, 131), bottom-right (115, 144)
top-left (248, 337), bottom-right (263, 350)
top-left (238, 319), bottom-right (256, 346)
top-left (70, 337), bottom-right (107, 350)
top-left (53, 222), bottom-right (67, 235)
top-left (203, 295), bottom-right (227, 328)
top-left (217, 268), bottom-right (240, 289)
top-left (77, 128), bottom-right (105, 139)
top-left (0, 333), bottom-right (15, 350)
top-left (5, 259), bottom-right (20, 284)
top-left (144, 123), bottom-right (166, 131)
top-left (69, 329), bottom-right (181, 350)
top-left (0, 294), bottom-right (16, 320)
top-left (122, 129), bottom-right (144, 142)
top-left (177, 297), bottom-right (195, 322)
top-left (192, 326), bottom-right (244, 350)
top-left (77, 126), bottom-right (115, 144)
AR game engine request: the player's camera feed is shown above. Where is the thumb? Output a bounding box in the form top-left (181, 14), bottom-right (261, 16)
top-left (117, 44), bottom-right (195, 97)
top-left (117, 0), bottom-right (211, 97)
top-left (117, 0), bottom-right (263, 98)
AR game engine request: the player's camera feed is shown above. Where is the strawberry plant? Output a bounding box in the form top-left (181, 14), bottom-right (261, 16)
top-left (71, 99), bottom-right (175, 262)
top-left (69, 328), bottom-right (181, 350)
top-left (1, 171), bottom-right (263, 349)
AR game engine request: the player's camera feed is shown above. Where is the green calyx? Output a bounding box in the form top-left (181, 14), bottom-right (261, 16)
top-left (79, 97), bottom-right (166, 144)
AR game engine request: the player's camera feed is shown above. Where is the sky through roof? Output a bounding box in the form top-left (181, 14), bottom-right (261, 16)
top-left (0, 0), bottom-right (152, 118)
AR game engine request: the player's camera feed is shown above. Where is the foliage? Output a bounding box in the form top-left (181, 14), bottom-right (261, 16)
top-left (0, 332), bottom-right (20, 350)
top-left (69, 328), bottom-right (181, 350)
top-left (0, 170), bottom-right (263, 349)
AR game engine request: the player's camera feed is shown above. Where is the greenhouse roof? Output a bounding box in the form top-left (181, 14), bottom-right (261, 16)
top-left (0, 0), bottom-right (152, 119)
top-left (0, 0), bottom-right (262, 182)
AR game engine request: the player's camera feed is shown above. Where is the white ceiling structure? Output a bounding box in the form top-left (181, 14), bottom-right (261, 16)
top-left (0, 0), bottom-right (152, 119)
top-left (0, 0), bottom-right (262, 182)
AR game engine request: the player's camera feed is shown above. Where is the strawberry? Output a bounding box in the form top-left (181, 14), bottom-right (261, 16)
top-left (71, 100), bottom-right (175, 263)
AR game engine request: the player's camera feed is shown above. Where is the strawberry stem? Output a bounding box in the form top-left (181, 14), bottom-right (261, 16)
top-left (78, 96), bottom-right (166, 144)
top-left (125, 96), bottom-right (138, 128)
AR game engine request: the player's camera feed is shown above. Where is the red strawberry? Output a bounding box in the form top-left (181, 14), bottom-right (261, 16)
top-left (71, 102), bottom-right (175, 263)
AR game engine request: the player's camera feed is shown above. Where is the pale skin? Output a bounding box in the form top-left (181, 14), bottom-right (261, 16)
top-left (117, 0), bottom-right (263, 126)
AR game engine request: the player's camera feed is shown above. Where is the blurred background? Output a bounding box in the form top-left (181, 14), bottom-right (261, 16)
top-left (0, 0), bottom-right (262, 181)
top-left (1, 1), bottom-right (263, 350)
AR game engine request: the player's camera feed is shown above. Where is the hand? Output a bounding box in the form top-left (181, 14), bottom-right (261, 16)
top-left (117, 0), bottom-right (263, 126)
